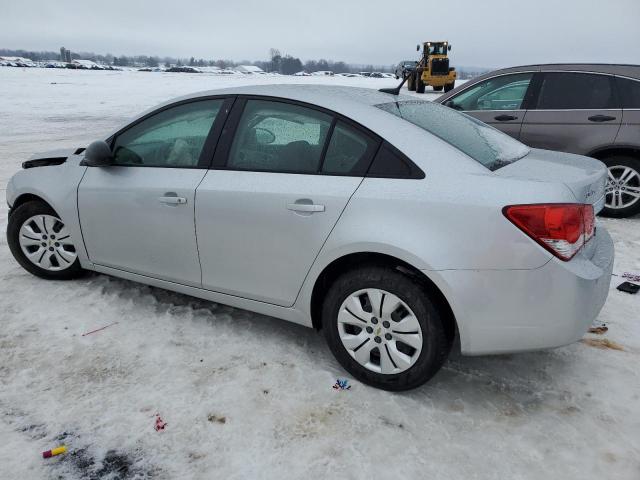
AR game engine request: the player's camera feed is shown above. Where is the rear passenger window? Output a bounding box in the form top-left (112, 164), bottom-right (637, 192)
top-left (321, 122), bottom-right (378, 175)
top-left (227, 100), bottom-right (332, 174)
top-left (615, 77), bottom-right (640, 108)
top-left (535, 73), bottom-right (616, 110)
top-left (367, 143), bottom-right (422, 178)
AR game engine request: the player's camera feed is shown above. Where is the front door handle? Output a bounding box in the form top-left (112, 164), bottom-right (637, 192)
top-left (287, 203), bottom-right (325, 213)
top-left (159, 195), bottom-right (187, 205)
top-left (588, 114), bottom-right (616, 122)
top-left (494, 114), bottom-right (517, 121)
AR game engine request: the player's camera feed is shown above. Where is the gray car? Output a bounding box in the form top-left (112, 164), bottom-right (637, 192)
top-left (6, 85), bottom-right (614, 390)
top-left (437, 64), bottom-right (640, 217)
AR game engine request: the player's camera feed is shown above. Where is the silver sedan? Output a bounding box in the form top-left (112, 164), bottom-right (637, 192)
top-left (6, 85), bottom-right (614, 390)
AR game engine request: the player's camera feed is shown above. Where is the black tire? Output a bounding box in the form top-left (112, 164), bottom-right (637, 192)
top-left (433, 85), bottom-right (444, 92)
top-left (7, 200), bottom-right (85, 280)
top-left (407, 73), bottom-right (416, 91)
top-left (322, 266), bottom-right (450, 391)
top-left (415, 70), bottom-right (425, 93)
top-left (444, 81), bottom-right (455, 93)
top-left (600, 155), bottom-right (640, 218)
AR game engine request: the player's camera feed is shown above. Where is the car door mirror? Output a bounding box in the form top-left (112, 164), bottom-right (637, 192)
top-left (448, 44), bottom-right (452, 51)
top-left (82, 140), bottom-right (113, 167)
top-left (416, 44), bottom-right (420, 51)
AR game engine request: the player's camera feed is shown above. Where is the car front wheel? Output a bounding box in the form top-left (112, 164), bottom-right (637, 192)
top-left (601, 155), bottom-right (640, 218)
top-left (7, 200), bottom-right (84, 279)
top-left (322, 266), bottom-right (450, 391)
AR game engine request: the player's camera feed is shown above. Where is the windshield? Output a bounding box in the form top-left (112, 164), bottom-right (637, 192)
top-left (427, 44), bottom-right (447, 55)
top-left (376, 100), bottom-right (530, 170)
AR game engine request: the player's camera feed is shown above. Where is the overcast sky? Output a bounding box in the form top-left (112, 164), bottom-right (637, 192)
top-left (2, 0), bottom-right (639, 67)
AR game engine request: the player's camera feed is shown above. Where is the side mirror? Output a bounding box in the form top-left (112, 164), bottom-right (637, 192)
top-left (416, 44), bottom-right (420, 51)
top-left (82, 140), bottom-right (113, 167)
top-left (448, 45), bottom-right (452, 51)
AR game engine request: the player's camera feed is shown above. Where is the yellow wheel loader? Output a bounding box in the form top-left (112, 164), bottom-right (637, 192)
top-left (408, 41), bottom-right (456, 93)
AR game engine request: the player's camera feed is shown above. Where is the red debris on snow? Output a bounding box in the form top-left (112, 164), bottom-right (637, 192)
top-left (154, 414), bottom-right (167, 431)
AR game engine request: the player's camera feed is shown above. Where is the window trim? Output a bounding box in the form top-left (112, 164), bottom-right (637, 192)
top-left (107, 95), bottom-right (235, 169)
top-left (211, 94), bottom-right (395, 177)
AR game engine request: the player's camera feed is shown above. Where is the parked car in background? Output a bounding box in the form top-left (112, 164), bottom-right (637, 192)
top-left (165, 66), bottom-right (202, 73)
top-left (311, 70), bottom-right (334, 76)
top-left (394, 60), bottom-right (418, 79)
top-left (370, 72), bottom-right (384, 78)
top-left (7, 85), bottom-right (613, 390)
top-left (437, 64), bottom-right (640, 217)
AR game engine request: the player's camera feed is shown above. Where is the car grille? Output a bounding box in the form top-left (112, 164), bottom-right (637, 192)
top-left (431, 58), bottom-right (449, 75)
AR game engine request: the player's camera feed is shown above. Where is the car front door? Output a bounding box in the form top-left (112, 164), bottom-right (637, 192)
top-left (519, 72), bottom-right (622, 154)
top-left (443, 72), bottom-right (535, 139)
top-left (78, 98), bottom-right (231, 286)
top-left (195, 98), bottom-right (379, 307)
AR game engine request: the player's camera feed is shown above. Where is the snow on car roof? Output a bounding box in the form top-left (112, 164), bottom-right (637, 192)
top-left (174, 84), bottom-right (415, 110)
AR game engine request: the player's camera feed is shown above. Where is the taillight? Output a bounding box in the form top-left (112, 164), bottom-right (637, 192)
top-left (503, 204), bottom-right (594, 261)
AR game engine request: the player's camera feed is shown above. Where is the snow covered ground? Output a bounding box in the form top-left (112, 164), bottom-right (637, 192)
top-left (0, 68), bottom-right (638, 479)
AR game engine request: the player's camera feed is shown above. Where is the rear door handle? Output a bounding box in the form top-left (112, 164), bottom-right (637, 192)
top-left (159, 195), bottom-right (187, 205)
top-left (287, 203), bottom-right (325, 213)
top-left (588, 115), bottom-right (616, 122)
top-left (494, 114), bottom-right (518, 121)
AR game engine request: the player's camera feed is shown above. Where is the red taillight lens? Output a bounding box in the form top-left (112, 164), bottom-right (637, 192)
top-left (583, 204), bottom-right (595, 243)
top-left (503, 204), bottom-right (593, 261)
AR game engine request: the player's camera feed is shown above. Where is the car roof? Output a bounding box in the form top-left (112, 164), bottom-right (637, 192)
top-left (476, 63), bottom-right (640, 79)
top-left (135, 84), bottom-right (418, 131)
top-left (171, 84), bottom-right (409, 109)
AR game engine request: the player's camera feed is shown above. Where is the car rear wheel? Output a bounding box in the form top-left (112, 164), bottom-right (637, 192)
top-left (601, 156), bottom-right (640, 218)
top-left (444, 82), bottom-right (455, 93)
top-left (433, 85), bottom-right (444, 92)
top-left (7, 200), bottom-right (84, 279)
top-left (322, 266), bottom-right (450, 391)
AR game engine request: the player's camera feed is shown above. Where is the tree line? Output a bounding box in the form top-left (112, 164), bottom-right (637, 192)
top-left (0, 48), bottom-right (392, 73)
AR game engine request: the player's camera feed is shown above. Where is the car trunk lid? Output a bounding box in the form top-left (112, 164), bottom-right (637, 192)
top-left (495, 148), bottom-right (608, 213)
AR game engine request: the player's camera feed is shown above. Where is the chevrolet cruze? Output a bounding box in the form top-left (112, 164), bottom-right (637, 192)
top-left (6, 85), bottom-right (614, 390)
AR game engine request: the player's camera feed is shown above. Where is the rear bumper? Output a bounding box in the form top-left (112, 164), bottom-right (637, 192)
top-left (430, 227), bottom-right (614, 355)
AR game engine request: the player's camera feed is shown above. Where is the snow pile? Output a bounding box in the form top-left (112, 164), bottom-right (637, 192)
top-left (0, 68), bottom-right (638, 479)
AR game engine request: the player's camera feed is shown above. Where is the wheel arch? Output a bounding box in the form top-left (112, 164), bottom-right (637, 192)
top-left (309, 251), bottom-right (458, 345)
top-left (10, 193), bottom-right (56, 214)
top-left (588, 145), bottom-right (640, 161)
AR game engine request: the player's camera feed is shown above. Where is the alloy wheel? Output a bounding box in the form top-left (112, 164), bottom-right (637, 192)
top-left (605, 165), bottom-right (640, 210)
top-left (337, 288), bottom-right (423, 374)
top-left (18, 214), bottom-right (77, 271)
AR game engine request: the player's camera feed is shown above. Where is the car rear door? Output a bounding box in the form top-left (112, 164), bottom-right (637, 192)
top-left (78, 97), bottom-right (232, 286)
top-left (519, 72), bottom-right (622, 154)
top-left (442, 72), bottom-right (536, 139)
top-left (614, 76), bottom-right (640, 147)
top-left (195, 98), bottom-right (379, 307)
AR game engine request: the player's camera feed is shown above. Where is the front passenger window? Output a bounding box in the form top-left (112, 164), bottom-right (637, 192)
top-left (227, 100), bottom-right (332, 174)
top-left (448, 73), bottom-right (533, 111)
top-left (112, 99), bottom-right (223, 167)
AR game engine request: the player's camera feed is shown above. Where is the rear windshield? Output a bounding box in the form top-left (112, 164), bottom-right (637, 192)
top-left (375, 100), bottom-right (530, 170)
